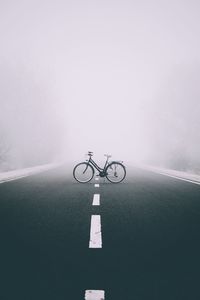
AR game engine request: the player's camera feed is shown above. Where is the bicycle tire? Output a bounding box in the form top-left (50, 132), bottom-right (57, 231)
top-left (105, 162), bottom-right (126, 183)
top-left (73, 162), bottom-right (94, 183)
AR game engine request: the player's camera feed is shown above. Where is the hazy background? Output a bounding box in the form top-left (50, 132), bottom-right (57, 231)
top-left (0, 0), bottom-right (200, 172)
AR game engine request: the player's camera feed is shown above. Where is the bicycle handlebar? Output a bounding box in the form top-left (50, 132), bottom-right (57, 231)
top-left (86, 152), bottom-right (112, 158)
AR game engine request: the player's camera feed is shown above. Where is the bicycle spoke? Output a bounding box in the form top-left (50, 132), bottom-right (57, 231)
top-left (73, 163), bottom-right (94, 183)
top-left (106, 162), bottom-right (126, 183)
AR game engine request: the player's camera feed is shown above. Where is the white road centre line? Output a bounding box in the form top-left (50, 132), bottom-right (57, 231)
top-left (85, 290), bottom-right (105, 300)
top-left (94, 184), bottom-right (99, 187)
top-left (92, 194), bottom-right (100, 206)
top-left (95, 177), bottom-right (99, 181)
top-left (89, 215), bottom-right (102, 248)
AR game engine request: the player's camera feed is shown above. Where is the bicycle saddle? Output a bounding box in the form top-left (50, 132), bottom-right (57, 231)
top-left (88, 151), bottom-right (93, 156)
top-left (104, 154), bottom-right (112, 158)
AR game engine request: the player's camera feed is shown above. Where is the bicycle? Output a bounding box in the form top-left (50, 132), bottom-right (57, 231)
top-left (73, 151), bottom-right (126, 183)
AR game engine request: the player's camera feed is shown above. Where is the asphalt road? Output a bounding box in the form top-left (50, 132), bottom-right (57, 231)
top-left (1, 165), bottom-right (200, 300)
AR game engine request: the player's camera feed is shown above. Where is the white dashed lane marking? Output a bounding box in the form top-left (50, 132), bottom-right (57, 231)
top-left (89, 215), bottom-right (102, 248)
top-left (87, 181), bottom-right (103, 295)
top-left (92, 194), bottom-right (100, 206)
top-left (85, 290), bottom-right (105, 299)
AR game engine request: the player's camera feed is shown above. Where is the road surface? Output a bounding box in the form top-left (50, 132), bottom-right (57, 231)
top-left (1, 165), bottom-right (200, 299)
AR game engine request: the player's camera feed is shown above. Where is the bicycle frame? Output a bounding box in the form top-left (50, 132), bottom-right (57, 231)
top-left (86, 156), bottom-right (109, 174)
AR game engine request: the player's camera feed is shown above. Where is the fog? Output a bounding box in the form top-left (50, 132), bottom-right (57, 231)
top-left (0, 0), bottom-right (200, 172)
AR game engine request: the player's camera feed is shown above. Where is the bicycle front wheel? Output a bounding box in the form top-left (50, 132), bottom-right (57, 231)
top-left (106, 162), bottom-right (126, 183)
top-left (73, 162), bottom-right (94, 183)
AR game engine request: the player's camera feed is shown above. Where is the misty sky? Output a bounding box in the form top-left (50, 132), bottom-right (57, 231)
top-left (1, 0), bottom-right (200, 169)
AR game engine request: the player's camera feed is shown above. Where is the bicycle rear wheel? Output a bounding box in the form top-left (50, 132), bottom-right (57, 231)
top-left (73, 162), bottom-right (94, 183)
top-left (106, 162), bottom-right (126, 183)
